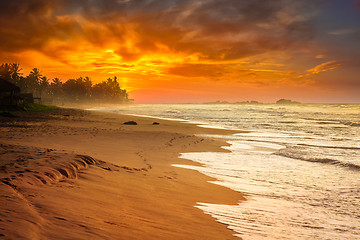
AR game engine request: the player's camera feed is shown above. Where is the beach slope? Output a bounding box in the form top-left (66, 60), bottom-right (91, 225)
top-left (0, 108), bottom-right (245, 239)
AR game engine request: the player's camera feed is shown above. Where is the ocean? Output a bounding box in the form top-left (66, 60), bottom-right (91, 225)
top-left (92, 104), bottom-right (360, 240)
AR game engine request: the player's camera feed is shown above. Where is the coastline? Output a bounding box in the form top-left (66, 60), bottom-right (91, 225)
top-left (0, 108), bottom-right (246, 239)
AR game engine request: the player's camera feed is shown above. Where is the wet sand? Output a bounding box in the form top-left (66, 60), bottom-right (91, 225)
top-left (0, 108), bottom-right (245, 239)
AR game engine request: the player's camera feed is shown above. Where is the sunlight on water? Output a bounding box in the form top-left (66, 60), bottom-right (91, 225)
top-left (93, 104), bottom-right (360, 239)
top-left (176, 140), bottom-right (360, 239)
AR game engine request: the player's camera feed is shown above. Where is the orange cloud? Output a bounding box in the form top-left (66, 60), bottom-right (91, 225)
top-left (0, 0), bottom-right (358, 103)
top-left (0, 0), bottom-right (317, 64)
top-left (307, 61), bottom-right (342, 75)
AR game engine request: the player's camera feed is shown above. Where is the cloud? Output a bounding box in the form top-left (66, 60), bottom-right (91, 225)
top-left (167, 63), bottom-right (226, 78)
top-left (329, 28), bottom-right (358, 35)
top-left (0, 1), bottom-right (81, 52)
top-left (307, 61), bottom-right (342, 74)
top-left (121, 0), bottom-right (317, 61)
top-left (0, 0), bottom-right (319, 64)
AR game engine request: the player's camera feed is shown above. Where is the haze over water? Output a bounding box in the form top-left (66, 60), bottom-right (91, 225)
top-left (94, 104), bottom-right (360, 239)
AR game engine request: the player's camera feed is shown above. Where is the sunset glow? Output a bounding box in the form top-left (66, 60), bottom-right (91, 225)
top-left (0, 0), bottom-right (359, 103)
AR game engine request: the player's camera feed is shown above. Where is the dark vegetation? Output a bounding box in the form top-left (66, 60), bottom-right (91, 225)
top-left (0, 103), bottom-right (58, 113)
top-left (0, 63), bottom-right (129, 105)
top-left (19, 103), bottom-right (59, 112)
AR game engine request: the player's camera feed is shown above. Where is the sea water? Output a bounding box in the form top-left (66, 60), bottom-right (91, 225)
top-left (92, 104), bottom-right (360, 239)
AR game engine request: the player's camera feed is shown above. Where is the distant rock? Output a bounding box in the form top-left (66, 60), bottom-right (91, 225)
top-left (276, 99), bottom-right (301, 105)
top-left (204, 100), bottom-right (229, 104)
top-left (152, 122), bottom-right (160, 125)
top-left (123, 121), bottom-right (137, 125)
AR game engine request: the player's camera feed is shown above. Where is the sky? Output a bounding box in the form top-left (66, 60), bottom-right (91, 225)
top-left (0, 0), bottom-right (359, 103)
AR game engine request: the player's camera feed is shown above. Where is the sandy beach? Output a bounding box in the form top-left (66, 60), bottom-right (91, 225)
top-left (0, 108), bottom-right (245, 240)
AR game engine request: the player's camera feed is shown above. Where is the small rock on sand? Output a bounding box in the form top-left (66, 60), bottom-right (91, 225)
top-left (152, 122), bottom-right (160, 125)
top-left (123, 121), bottom-right (137, 125)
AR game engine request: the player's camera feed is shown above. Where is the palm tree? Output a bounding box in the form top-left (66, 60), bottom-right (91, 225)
top-left (49, 78), bottom-right (63, 103)
top-left (26, 68), bottom-right (43, 96)
top-left (29, 68), bottom-right (42, 84)
top-left (10, 63), bottom-right (22, 85)
top-left (51, 78), bottom-right (62, 87)
top-left (0, 63), bottom-right (22, 85)
top-left (38, 76), bottom-right (49, 98)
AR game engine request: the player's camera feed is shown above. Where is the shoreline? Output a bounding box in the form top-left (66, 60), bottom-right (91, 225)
top-left (0, 108), bottom-right (246, 239)
top-left (86, 107), bottom-right (249, 132)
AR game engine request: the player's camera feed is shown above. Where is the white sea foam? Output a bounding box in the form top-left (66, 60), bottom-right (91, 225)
top-left (94, 103), bottom-right (360, 239)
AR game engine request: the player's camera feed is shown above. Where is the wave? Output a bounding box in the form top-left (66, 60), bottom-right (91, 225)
top-left (297, 143), bottom-right (360, 150)
top-left (301, 118), bottom-right (360, 127)
top-left (165, 110), bottom-right (180, 114)
top-left (275, 152), bottom-right (360, 171)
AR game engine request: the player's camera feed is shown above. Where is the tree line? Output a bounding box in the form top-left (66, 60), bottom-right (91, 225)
top-left (0, 63), bottom-right (129, 103)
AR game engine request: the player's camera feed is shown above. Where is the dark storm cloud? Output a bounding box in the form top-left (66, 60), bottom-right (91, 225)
top-left (111, 0), bottom-right (318, 61)
top-left (0, 0), bottom-right (81, 52)
top-left (0, 0), bottom-right (320, 61)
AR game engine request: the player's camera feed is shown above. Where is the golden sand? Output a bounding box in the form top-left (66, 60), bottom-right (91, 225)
top-left (0, 108), bottom-right (245, 239)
